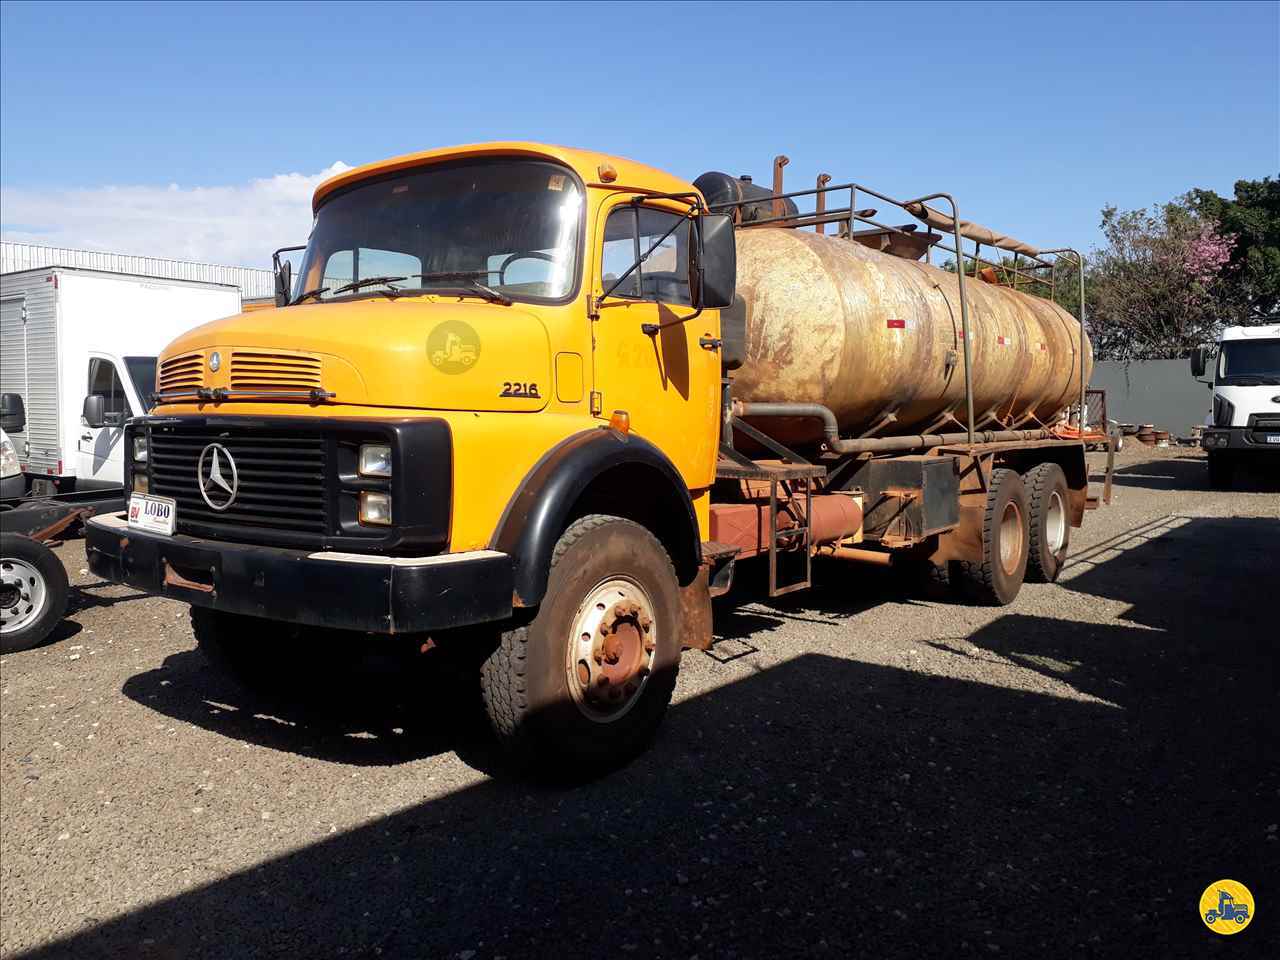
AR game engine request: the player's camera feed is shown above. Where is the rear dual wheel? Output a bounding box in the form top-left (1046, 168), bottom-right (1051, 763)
top-left (953, 468), bottom-right (1029, 606)
top-left (1025, 463), bottom-right (1071, 583)
top-left (480, 514), bottom-right (682, 776)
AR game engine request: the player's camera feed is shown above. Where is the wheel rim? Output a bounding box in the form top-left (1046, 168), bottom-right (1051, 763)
top-left (1045, 490), bottom-right (1066, 554)
top-left (566, 576), bottom-right (657, 723)
top-left (999, 501), bottom-right (1024, 576)
top-left (0, 557), bottom-right (48, 635)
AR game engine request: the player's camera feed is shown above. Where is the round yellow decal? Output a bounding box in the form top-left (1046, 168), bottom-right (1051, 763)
top-left (1199, 879), bottom-right (1254, 935)
top-left (427, 321), bottom-right (481, 374)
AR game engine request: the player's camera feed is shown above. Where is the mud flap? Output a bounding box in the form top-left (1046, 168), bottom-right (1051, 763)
top-left (679, 565), bottom-right (713, 650)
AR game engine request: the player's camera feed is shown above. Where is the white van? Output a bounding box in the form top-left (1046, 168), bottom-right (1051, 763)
top-left (0, 267), bottom-right (242, 494)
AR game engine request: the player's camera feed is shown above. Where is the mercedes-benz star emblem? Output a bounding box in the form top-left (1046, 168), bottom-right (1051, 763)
top-left (197, 443), bottom-right (239, 511)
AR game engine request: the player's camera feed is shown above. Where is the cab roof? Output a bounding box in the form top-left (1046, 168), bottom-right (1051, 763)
top-left (1221, 323), bottom-right (1280, 342)
top-left (312, 142), bottom-right (697, 212)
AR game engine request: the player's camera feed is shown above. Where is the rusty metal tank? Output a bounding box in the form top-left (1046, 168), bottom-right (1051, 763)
top-left (729, 228), bottom-right (1092, 441)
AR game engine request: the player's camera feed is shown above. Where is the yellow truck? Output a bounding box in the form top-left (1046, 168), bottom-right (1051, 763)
top-left (86, 142), bottom-right (1104, 772)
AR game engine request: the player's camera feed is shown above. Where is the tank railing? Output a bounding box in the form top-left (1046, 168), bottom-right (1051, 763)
top-left (1038, 248), bottom-right (1088, 430)
top-left (708, 180), bottom-right (1058, 294)
top-left (713, 179), bottom-right (1088, 450)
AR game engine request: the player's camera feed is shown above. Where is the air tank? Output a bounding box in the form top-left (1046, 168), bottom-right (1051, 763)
top-left (729, 228), bottom-right (1092, 442)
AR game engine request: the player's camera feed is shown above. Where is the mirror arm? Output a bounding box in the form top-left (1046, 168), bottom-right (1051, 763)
top-left (640, 304), bottom-right (704, 337)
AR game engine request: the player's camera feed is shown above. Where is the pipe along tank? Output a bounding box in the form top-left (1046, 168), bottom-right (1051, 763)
top-left (719, 226), bottom-right (1092, 446)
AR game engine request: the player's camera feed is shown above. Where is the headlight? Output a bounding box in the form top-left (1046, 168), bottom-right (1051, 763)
top-left (132, 435), bottom-right (148, 463)
top-left (358, 443), bottom-right (392, 477)
top-left (358, 491), bottom-right (392, 526)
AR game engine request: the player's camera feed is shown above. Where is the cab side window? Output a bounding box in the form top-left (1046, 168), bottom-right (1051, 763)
top-left (87, 358), bottom-right (131, 420)
top-left (600, 206), bottom-right (692, 306)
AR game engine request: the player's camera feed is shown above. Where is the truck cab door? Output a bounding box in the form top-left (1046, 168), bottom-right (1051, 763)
top-left (77, 356), bottom-right (133, 489)
top-left (591, 200), bottom-right (720, 490)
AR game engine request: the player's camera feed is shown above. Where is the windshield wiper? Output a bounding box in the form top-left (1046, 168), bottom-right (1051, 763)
top-left (291, 286), bottom-right (330, 305)
top-left (413, 271), bottom-right (513, 306)
top-left (330, 275), bottom-right (408, 296)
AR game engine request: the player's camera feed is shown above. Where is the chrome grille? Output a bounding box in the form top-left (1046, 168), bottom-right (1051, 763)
top-left (148, 424), bottom-right (328, 545)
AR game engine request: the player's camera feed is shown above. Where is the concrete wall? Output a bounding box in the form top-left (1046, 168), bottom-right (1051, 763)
top-left (1090, 359), bottom-right (1210, 434)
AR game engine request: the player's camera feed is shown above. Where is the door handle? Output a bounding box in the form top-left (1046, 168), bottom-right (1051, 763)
top-left (81, 433), bottom-right (93, 441)
top-left (699, 335), bottom-right (722, 351)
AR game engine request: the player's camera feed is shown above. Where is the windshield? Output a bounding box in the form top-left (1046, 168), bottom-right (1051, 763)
top-left (1218, 338), bottom-right (1280, 385)
top-left (124, 356), bottom-right (158, 412)
top-left (295, 158), bottom-right (582, 304)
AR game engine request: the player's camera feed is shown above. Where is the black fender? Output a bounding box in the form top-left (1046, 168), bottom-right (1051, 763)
top-left (490, 428), bottom-right (701, 607)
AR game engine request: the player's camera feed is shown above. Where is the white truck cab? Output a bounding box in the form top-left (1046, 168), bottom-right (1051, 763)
top-left (0, 268), bottom-right (242, 495)
top-left (1191, 324), bottom-right (1280, 488)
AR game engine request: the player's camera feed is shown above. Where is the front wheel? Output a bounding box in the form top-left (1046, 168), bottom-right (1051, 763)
top-left (0, 533), bottom-right (70, 654)
top-left (480, 514), bottom-right (682, 775)
top-left (1207, 452), bottom-right (1234, 490)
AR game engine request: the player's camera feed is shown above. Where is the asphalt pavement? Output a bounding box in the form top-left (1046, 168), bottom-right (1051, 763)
top-left (1, 446), bottom-right (1276, 959)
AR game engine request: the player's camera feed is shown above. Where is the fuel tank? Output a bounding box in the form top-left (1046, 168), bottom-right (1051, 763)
top-left (729, 228), bottom-right (1092, 441)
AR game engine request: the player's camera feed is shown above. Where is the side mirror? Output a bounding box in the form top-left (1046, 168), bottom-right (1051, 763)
top-left (0, 393), bottom-right (25, 433)
top-left (697, 214), bottom-right (736, 310)
top-left (274, 259), bottom-right (293, 308)
top-left (1189, 346), bottom-right (1207, 378)
top-left (82, 394), bottom-right (106, 429)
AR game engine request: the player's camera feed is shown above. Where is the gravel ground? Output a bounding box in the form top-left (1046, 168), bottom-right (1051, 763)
top-left (2, 446), bottom-right (1276, 959)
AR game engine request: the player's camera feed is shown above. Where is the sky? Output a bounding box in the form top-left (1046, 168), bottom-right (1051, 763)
top-left (1, 0), bottom-right (1276, 269)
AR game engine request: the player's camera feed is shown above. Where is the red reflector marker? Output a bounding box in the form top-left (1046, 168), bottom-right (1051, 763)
top-left (886, 318), bottom-right (906, 329)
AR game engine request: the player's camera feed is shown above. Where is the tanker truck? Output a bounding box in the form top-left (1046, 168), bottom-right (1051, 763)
top-left (83, 143), bottom-right (1107, 773)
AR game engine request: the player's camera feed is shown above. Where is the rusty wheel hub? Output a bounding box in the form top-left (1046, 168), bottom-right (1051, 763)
top-left (567, 578), bottom-right (657, 721)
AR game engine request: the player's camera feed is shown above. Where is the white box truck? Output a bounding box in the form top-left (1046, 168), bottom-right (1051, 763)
top-left (0, 267), bottom-right (242, 494)
top-left (1191, 323), bottom-right (1280, 488)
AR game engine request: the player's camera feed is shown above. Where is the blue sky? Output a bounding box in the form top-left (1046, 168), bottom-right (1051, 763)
top-left (1, 0), bottom-right (1276, 268)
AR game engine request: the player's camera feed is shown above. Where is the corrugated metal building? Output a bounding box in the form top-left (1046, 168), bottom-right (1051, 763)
top-left (1, 240), bottom-right (275, 301)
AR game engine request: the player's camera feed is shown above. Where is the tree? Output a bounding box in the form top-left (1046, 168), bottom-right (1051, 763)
top-left (1082, 200), bottom-right (1235, 360)
top-left (1188, 177), bottom-right (1280, 323)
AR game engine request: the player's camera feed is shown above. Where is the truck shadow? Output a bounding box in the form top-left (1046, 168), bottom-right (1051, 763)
top-left (1105, 454), bottom-right (1280, 492)
top-left (54, 518), bottom-right (1275, 959)
top-left (710, 552), bottom-right (931, 644)
top-left (121, 643), bottom-right (489, 767)
top-left (116, 553), bottom-right (908, 766)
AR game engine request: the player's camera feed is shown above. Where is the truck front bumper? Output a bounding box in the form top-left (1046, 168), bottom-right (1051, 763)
top-left (1201, 424), bottom-right (1280, 453)
top-left (85, 512), bottom-right (514, 634)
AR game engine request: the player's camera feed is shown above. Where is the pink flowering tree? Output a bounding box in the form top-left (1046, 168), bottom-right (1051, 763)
top-left (1085, 199), bottom-right (1237, 360)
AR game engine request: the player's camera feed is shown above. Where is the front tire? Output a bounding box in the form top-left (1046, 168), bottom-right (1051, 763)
top-left (1207, 451), bottom-right (1234, 490)
top-left (1025, 463), bottom-right (1071, 583)
top-left (953, 468), bottom-right (1029, 606)
top-left (480, 514), bottom-right (682, 775)
top-left (0, 533), bottom-right (70, 654)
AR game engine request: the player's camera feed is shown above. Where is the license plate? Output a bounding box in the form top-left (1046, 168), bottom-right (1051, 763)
top-left (1267, 435), bottom-right (1280, 445)
top-left (127, 494), bottom-right (176, 536)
